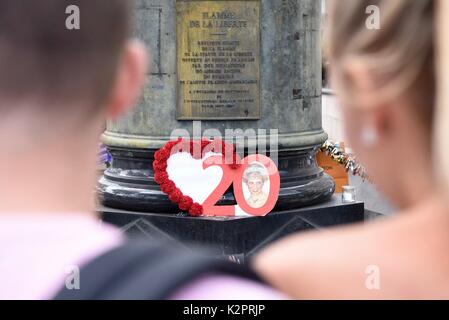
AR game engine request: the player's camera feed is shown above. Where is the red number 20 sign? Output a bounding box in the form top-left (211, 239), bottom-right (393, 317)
top-left (153, 140), bottom-right (280, 217)
top-left (203, 155), bottom-right (280, 217)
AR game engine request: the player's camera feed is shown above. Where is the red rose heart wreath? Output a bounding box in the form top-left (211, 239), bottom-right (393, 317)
top-left (152, 139), bottom-right (239, 217)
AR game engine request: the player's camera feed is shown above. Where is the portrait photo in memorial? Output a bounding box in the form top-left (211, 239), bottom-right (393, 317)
top-left (242, 163), bottom-right (270, 209)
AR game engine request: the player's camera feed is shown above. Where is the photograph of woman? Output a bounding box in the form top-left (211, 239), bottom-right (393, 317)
top-left (243, 163), bottom-right (270, 208)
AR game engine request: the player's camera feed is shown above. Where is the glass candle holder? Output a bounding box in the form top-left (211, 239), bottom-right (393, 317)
top-left (342, 186), bottom-right (357, 203)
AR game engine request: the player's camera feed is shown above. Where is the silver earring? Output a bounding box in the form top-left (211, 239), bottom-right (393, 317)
top-left (360, 126), bottom-right (378, 146)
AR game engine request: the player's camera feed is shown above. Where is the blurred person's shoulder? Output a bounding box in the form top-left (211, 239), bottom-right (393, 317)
top-left (53, 235), bottom-right (286, 300)
top-left (0, 214), bottom-right (285, 300)
top-left (0, 214), bottom-right (123, 299)
top-left (253, 203), bottom-right (449, 299)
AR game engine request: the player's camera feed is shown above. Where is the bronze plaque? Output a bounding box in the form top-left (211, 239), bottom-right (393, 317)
top-left (176, 0), bottom-right (261, 120)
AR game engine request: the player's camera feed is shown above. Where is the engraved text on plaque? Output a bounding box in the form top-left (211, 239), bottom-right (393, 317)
top-left (176, 0), bottom-right (261, 120)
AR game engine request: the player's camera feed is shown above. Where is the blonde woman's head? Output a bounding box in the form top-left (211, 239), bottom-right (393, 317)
top-left (325, 0), bottom-right (437, 207)
top-left (243, 164), bottom-right (268, 195)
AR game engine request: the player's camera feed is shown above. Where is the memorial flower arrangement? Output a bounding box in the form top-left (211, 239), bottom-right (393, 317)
top-left (152, 138), bottom-right (240, 217)
top-left (321, 140), bottom-right (370, 181)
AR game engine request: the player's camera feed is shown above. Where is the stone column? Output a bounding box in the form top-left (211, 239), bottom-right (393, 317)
top-left (99, 0), bottom-right (335, 213)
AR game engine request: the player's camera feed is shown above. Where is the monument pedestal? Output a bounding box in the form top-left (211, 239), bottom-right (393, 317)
top-left (100, 196), bottom-right (364, 260)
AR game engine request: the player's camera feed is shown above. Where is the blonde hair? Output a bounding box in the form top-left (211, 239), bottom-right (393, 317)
top-left (326, 0), bottom-right (448, 180)
top-left (243, 164), bottom-right (268, 184)
top-left (325, 0), bottom-right (435, 126)
top-left (435, 0), bottom-right (449, 192)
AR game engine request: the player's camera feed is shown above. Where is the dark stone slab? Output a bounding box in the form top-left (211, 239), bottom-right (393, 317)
top-left (365, 209), bottom-right (387, 221)
top-left (99, 196), bottom-right (364, 259)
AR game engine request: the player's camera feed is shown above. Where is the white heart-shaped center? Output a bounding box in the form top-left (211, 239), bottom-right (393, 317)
top-left (166, 152), bottom-right (223, 204)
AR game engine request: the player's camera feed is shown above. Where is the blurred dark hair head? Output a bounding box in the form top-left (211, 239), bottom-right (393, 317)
top-left (0, 0), bottom-right (132, 118)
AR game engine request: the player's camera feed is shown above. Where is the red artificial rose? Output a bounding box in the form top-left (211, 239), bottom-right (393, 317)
top-left (179, 196), bottom-right (193, 211)
top-left (169, 188), bottom-right (183, 203)
top-left (154, 172), bottom-right (169, 184)
top-left (163, 144), bottom-right (174, 153)
top-left (161, 181), bottom-right (176, 194)
top-left (162, 148), bottom-right (171, 159)
top-left (154, 148), bottom-right (170, 161)
top-left (154, 150), bottom-right (162, 161)
top-left (166, 141), bottom-right (184, 156)
top-left (153, 160), bottom-right (167, 171)
top-left (189, 203), bottom-right (203, 217)
top-left (201, 139), bottom-right (211, 149)
top-left (166, 139), bottom-right (182, 151)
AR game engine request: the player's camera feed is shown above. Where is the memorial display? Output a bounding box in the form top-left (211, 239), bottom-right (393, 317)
top-left (153, 138), bottom-right (280, 217)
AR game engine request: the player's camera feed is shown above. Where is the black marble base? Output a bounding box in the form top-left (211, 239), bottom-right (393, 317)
top-left (99, 196), bottom-right (364, 259)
